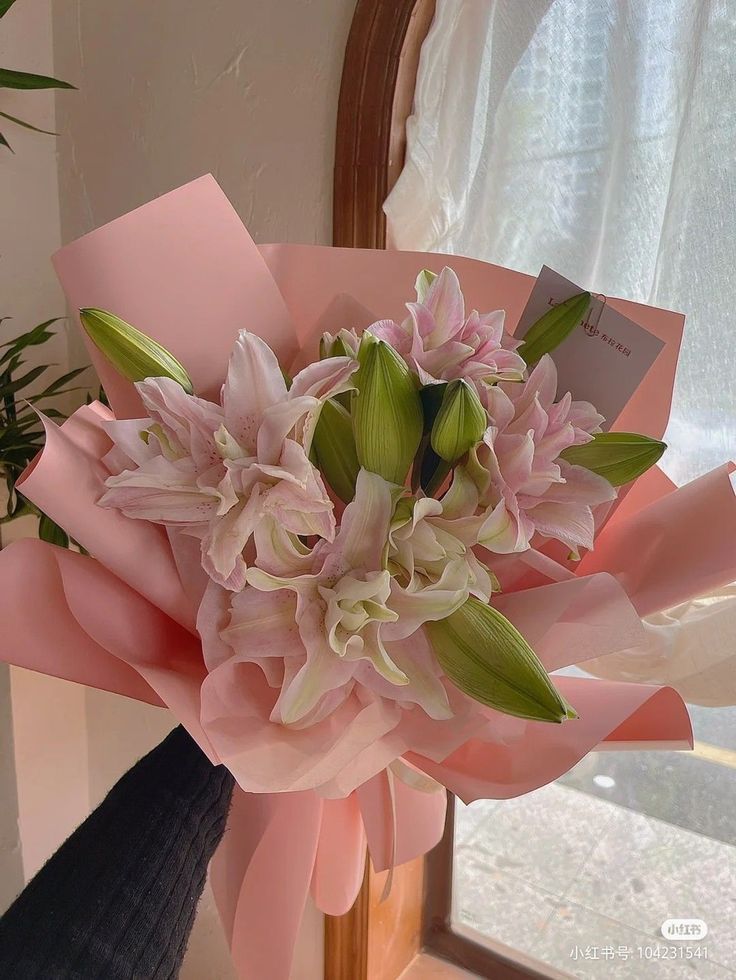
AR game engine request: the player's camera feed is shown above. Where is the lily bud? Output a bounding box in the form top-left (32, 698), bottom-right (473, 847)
top-left (425, 596), bottom-right (572, 723)
top-left (561, 431), bottom-right (666, 486)
top-left (415, 268), bottom-right (438, 302)
top-left (79, 308), bottom-right (193, 393)
top-left (517, 291), bottom-right (591, 367)
top-left (319, 329), bottom-right (359, 360)
top-left (352, 333), bottom-right (423, 484)
top-left (430, 379), bottom-right (487, 464)
top-left (312, 398), bottom-right (360, 503)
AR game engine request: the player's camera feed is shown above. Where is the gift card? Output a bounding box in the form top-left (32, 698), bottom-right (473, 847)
top-left (515, 266), bottom-right (665, 429)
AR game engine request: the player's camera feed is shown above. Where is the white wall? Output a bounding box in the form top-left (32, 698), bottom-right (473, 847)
top-left (52, 0), bottom-right (357, 371)
top-left (2, 2), bottom-right (356, 977)
top-left (0, 0), bottom-right (88, 904)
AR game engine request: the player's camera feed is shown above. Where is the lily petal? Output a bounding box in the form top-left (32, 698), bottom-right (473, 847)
top-left (331, 468), bottom-right (394, 571)
top-left (201, 487), bottom-right (264, 589)
top-left (222, 331), bottom-right (288, 452)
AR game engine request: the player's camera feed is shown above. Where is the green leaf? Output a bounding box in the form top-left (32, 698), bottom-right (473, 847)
top-left (560, 431), bottom-right (666, 486)
top-left (29, 365), bottom-right (88, 399)
top-left (0, 413), bottom-right (44, 438)
top-left (0, 0), bottom-right (19, 17)
top-left (1, 498), bottom-right (33, 523)
top-left (312, 398), bottom-right (360, 503)
top-left (425, 596), bottom-right (572, 723)
top-left (0, 109), bottom-right (56, 135)
top-left (419, 382), bottom-right (448, 428)
top-left (38, 513), bottom-right (69, 548)
top-left (0, 68), bottom-right (76, 90)
top-left (517, 291), bottom-right (592, 366)
top-left (352, 333), bottom-right (423, 484)
top-left (421, 446), bottom-right (451, 496)
top-left (79, 308), bottom-right (193, 392)
top-left (0, 364), bottom-right (47, 400)
top-left (85, 385), bottom-right (109, 408)
top-left (430, 379), bottom-right (487, 464)
top-left (0, 318), bottom-right (61, 364)
top-left (410, 383), bottom-right (450, 494)
top-left (0, 131), bottom-right (12, 152)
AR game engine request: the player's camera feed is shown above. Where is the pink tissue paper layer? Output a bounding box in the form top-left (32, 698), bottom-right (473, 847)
top-left (1, 175), bottom-right (733, 980)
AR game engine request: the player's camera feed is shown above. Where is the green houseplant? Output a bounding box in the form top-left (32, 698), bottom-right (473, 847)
top-left (2, 0), bottom-right (82, 543)
top-left (1, 0), bottom-right (75, 150)
top-left (0, 319), bottom-right (87, 544)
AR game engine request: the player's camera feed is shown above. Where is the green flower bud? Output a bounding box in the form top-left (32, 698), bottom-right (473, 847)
top-left (517, 291), bottom-right (592, 367)
top-left (561, 431), bottom-right (666, 486)
top-left (319, 330), bottom-right (358, 360)
top-left (79, 308), bottom-right (193, 393)
top-left (430, 379), bottom-right (487, 464)
top-left (352, 333), bottom-right (423, 485)
top-left (312, 398), bottom-right (360, 503)
top-left (425, 596), bottom-right (572, 723)
top-left (415, 268), bottom-right (438, 302)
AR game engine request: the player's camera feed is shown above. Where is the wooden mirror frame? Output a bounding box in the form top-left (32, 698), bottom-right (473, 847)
top-left (327, 4), bottom-right (551, 977)
top-left (327, 4), bottom-right (437, 977)
top-left (333, 0), bottom-right (436, 250)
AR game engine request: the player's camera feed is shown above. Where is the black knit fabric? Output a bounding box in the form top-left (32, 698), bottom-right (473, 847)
top-left (0, 725), bottom-right (234, 980)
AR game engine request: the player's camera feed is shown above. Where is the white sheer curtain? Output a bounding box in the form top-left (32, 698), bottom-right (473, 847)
top-left (385, 0), bottom-right (736, 698)
top-left (384, 0), bottom-right (736, 488)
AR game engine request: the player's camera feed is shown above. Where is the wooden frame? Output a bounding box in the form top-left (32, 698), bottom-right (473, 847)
top-left (327, 4), bottom-right (436, 976)
top-left (324, 857), bottom-right (426, 980)
top-left (333, 0), bottom-right (436, 249)
top-left (328, 3), bottom-right (555, 977)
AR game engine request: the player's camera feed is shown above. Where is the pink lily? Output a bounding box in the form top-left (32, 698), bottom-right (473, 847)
top-left (449, 355), bottom-right (614, 555)
top-left (370, 267), bottom-right (525, 390)
top-left (231, 469), bottom-right (455, 725)
top-left (100, 330), bottom-right (357, 591)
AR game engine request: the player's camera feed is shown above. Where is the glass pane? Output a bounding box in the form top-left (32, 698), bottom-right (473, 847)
top-left (453, 703), bottom-right (736, 976)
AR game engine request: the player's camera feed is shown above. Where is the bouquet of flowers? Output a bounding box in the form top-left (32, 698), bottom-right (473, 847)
top-left (2, 176), bottom-right (734, 980)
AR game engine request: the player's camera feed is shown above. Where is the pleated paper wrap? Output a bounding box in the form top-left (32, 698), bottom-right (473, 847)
top-left (2, 176), bottom-right (735, 980)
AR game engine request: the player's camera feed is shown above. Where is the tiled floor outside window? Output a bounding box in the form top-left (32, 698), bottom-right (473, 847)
top-left (454, 707), bottom-right (736, 978)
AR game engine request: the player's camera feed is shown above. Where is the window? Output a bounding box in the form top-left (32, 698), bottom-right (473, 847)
top-left (385, 1), bottom-right (736, 975)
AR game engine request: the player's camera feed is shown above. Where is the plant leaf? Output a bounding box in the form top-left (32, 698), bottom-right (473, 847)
top-left (38, 513), bottom-right (69, 548)
top-left (517, 291), bottom-right (592, 366)
top-left (0, 131), bottom-right (12, 152)
top-left (0, 364), bottom-right (47, 400)
top-left (29, 365), bottom-right (88, 399)
top-left (560, 431), bottom-right (666, 486)
top-left (0, 109), bottom-right (56, 135)
top-left (0, 0), bottom-right (19, 17)
top-left (0, 68), bottom-right (76, 90)
top-left (0, 318), bottom-right (60, 363)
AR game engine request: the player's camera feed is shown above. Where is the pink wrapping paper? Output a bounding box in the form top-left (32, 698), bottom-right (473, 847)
top-left (578, 465), bottom-right (736, 616)
top-left (2, 175), bottom-right (732, 980)
top-left (52, 176), bottom-right (298, 419)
